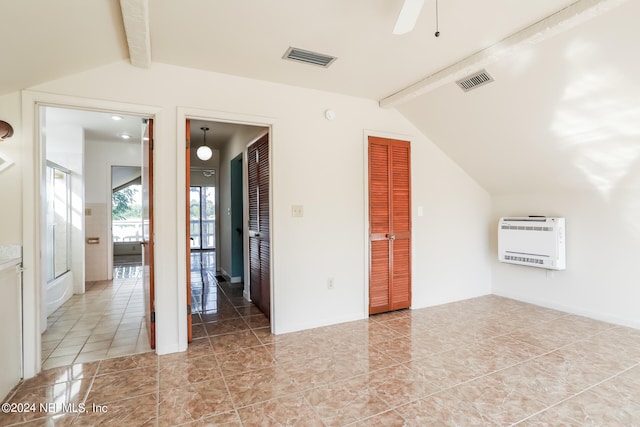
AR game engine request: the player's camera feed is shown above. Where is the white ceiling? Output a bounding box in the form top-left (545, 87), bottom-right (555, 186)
top-left (3, 0), bottom-right (637, 196)
top-left (42, 108), bottom-right (263, 154)
top-left (397, 0), bottom-right (640, 195)
top-left (44, 107), bottom-right (145, 144)
top-left (1, 1), bottom-right (128, 96)
top-left (3, 0), bottom-right (576, 100)
top-left (149, 0), bottom-right (580, 100)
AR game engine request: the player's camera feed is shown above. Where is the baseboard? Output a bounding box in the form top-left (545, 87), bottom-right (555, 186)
top-left (492, 290), bottom-right (640, 330)
top-left (219, 267), bottom-right (243, 284)
top-left (274, 312), bottom-right (367, 335)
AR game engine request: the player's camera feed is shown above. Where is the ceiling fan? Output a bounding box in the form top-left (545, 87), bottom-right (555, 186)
top-left (393, 0), bottom-right (439, 36)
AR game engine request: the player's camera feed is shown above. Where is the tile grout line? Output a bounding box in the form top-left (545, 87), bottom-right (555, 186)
top-left (509, 360), bottom-right (640, 426)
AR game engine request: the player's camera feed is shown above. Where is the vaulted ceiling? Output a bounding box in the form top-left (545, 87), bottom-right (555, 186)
top-left (3, 0), bottom-right (637, 195)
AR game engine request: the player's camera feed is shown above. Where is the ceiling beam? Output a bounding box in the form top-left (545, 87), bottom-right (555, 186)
top-left (119, 0), bottom-right (151, 68)
top-left (379, 0), bottom-right (629, 109)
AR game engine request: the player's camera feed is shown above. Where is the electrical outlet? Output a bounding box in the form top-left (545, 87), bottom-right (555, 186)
top-left (327, 277), bottom-right (334, 289)
top-left (292, 205), bottom-right (304, 218)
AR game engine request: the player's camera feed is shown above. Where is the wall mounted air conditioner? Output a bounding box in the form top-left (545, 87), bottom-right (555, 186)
top-left (498, 217), bottom-right (566, 270)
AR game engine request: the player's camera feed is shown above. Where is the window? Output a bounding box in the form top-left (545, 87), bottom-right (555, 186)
top-left (45, 164), bottom-right (71, 282)
top-left (190, 186), bottom-right (215, 249)
top-left (112, 184), bottom-right (142, 242)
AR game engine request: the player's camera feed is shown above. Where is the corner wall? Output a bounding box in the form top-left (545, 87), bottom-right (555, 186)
top-left (492, 191), bottom-right (640, 328)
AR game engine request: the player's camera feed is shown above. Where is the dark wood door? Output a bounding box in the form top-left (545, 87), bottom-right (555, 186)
top-left (185, 119), bottom-right (192, 342)
top-left (248, 134), bottom-right (270, 319)
top-left (142, 118), bottom-right (155, 348)
top-left (368, 136), bottom-right (411, 315)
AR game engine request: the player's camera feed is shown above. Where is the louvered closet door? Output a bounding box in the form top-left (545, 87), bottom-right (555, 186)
top-left (368, 136), bottom-right (411, 315)
top-left (248, 134), bottom-right (270, 319)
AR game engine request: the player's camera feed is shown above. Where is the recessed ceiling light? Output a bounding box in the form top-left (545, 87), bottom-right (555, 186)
top-left (120, 134), bottom-right (131, 140)
top-left (111, 115), bottom-right (123, 121)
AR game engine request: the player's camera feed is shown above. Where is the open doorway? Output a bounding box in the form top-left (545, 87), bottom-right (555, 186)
top-left (111, 166), bottom-right (142, 267)
top-left (39, 106), bottom-right (154, 369)
top-left (185, 119), bottom-right (271, 344)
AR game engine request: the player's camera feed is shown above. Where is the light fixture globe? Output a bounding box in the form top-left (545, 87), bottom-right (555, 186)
top-left (196, 145), bottom-right (213, 161)
top-left (196, 126), bottom-right (213, 161)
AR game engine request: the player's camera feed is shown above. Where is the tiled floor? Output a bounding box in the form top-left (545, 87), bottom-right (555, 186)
top-left (4, 291), bottom-right (640, 426)
top-left (40, 264), bottom-right (151, 369)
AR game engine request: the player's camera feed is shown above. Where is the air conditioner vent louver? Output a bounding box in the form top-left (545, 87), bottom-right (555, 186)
top-left (283, 47), bottom-right (337, 68)
top-left (456, 69), bottom-right (494, 92)
top-left (500, 225), bottom-right (553, 232)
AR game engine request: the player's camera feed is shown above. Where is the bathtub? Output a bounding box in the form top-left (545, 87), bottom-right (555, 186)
top-left (45, 271), bottom-right (74, 317)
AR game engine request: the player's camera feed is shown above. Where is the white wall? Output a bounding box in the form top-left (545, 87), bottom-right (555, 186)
top-left (18, 61), bottom-right (491, 355)
top-left (85, 139), bottom-right (141, 281)
top-left (411, 137), bottom-right (493, 308)
top-left (492, 190), bottom-right (640, 328)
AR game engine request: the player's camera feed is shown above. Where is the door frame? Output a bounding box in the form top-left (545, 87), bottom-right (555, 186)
top-left (362, 130), bottom-right (414, 316)
top-left (177, 107), bottom-right (275, 339)
top-left (230, 153), bottom-right (244, 283)
top-left (21, 90), bottom-right (161, 378)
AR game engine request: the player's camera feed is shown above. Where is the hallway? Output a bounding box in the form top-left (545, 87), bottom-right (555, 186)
top-left (190, 251), bottom-right (269, 341)
top-left (41, 264), bottom-right (152, 369)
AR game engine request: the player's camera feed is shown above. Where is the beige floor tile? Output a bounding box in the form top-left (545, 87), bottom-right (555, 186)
top-left (226, 366), bottom-right (299, 408)
top-left (49, 344), bottom-right (84, 358)
top-left (74, 349), bottom-right (109, 364)
top-left (41, 354), bottom-right (79, 370)
top-left (88, 366), bottom-right (157, 404)
top-left (304, 376), bottom-right (392, 426)
top-left (27, 259), bottom-right (637, 426)
top-left (157, 379), bottom-right (234, 427)
top-left (82, 339), bottom-right (112, 352)
top-left (237, 393), bottom-right (324, 426)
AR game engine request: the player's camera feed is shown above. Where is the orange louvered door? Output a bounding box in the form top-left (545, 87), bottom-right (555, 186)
top-left (368, 137), bottom-right (411, 315)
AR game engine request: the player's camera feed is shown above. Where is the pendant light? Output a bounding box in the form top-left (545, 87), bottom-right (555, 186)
top-left (196, 126), bottom-right (213, 161)
top-left (0, 121), bottom-right (14, 142)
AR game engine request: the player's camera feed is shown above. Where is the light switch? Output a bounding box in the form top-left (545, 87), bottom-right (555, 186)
top-left (417, 206), bottom-right (424, 217)
top-left (291, 205), bottom-right (304, 218)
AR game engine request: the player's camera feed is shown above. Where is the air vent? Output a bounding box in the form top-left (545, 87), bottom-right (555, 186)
top-left (505, 255), bottom-right (545, 265)
top-left (282, 47), bottom-right (337, 68)
top-left (500, 225), bottom-right (553, 232)
top-left (456, 69), bottom-right (494, 92)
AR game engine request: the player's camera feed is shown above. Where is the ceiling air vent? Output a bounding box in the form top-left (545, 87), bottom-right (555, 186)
top-left (456, 69), bottom-right (494, 92)
top-left (283, 47), bottom-right (337, 68)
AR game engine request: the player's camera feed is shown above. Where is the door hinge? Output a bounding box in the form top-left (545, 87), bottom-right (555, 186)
top-left (187, 304), bottom-right (191, 315)
top-left (186, 139), bottom-right (190, 149)
top-left (150, 312), bottom-right (156, 323)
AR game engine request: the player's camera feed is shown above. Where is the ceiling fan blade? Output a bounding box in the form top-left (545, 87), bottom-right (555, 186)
top-left (393, 0), bottom-right (425, 35)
